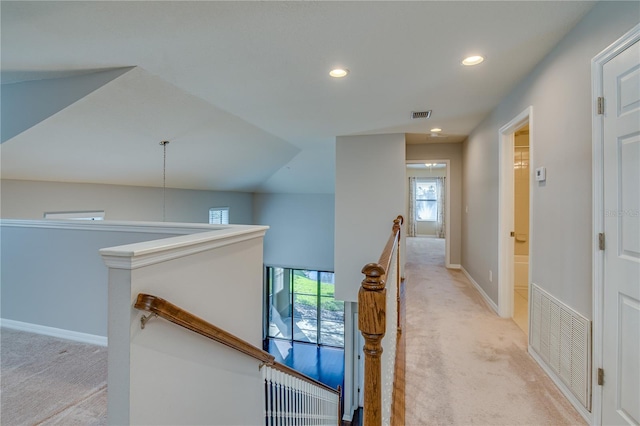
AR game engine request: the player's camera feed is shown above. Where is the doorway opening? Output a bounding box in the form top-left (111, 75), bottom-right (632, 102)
top-left (498, 107), bottom-right (533, 327)
top-left (406, 160), bottom-right (451, 266)
top-left (512, 124), bottom-right (530, 336)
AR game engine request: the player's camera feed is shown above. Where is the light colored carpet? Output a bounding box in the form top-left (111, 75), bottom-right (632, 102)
top-left (404, 237), bottom-right (585, 425)
top-left (1, 327), bottom-right (107, 425)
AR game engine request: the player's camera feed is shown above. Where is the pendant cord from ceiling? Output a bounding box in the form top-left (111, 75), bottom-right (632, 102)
top-left (160, 141), bottom-right (170, 221)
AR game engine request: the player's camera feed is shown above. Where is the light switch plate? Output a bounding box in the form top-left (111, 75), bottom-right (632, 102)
top-left (535, 167), bottom-right (546, 182)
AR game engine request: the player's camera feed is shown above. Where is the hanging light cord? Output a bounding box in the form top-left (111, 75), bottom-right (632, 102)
top-left (160, 141), bottom-right (169, 221)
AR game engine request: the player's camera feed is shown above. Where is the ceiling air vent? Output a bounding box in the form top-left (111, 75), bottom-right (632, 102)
top-left (411, 110), bottom-right (432, 119)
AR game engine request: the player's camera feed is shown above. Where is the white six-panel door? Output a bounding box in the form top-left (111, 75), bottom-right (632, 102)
top-left (601, 38), bottom-right (640, 426)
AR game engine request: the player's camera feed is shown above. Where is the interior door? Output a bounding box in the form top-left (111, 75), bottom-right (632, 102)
top-left (601, 39), bottom-right (640, 426)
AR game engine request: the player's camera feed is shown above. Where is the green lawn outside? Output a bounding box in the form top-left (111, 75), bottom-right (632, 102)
top-left (293, 272), bottom-right (344, 312)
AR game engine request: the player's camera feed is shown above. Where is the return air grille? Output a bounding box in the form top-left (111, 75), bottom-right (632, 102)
top-left (411, 110), bottom-right (432, 119)
top-left (530, 283), bottom-right (591, 410)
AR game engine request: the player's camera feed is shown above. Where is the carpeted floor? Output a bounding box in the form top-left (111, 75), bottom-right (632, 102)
top-left (404, 236), bottom-right (585, 425)
top-left (0, 238), bottom-right (586, 425)
top-left (0, 327), bottom-right (107, 425)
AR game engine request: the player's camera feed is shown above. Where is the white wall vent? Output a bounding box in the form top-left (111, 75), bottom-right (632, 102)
top-left (530, 283), bottom-right (591, 411)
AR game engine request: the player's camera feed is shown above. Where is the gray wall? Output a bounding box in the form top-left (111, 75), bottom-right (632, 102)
top-left (1, 179), bottom-right (254, 224)
top-left (335, 133), bottom-right (406, 302)
top-left (2, 179), bottom-right (336, 276)
top-left (461, 1), bottom-right (639, 317)
top-left (253, 193), bottom-right (334, 271)
top-left (407, 143), bottom-right (463, 265)
top-left (0, 224), bottom-right (175, 336)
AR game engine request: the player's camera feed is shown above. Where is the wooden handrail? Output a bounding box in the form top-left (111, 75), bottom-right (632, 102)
top-left (134, 293), bottom-right (340, 396)
top-left (358, 215), bottom-right (403, 426)
top-left (377, 215), bottom-right (403, 275)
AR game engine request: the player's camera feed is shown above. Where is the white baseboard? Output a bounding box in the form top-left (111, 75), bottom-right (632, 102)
top-left (0, 319), bottom-right (107, 346)
top-left (447, 263), bottom-right (461, 269)
top-left (528, 346), bottom-right (592, 424)
top-left (460, 267), bottom-right (499, 315)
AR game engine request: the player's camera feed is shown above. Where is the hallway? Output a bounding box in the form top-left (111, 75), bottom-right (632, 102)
top-left (404, 237), bottom-right (585, 425)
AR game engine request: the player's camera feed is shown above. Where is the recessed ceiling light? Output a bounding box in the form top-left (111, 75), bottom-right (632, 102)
top-left (430, 128), bottom-right (442, 133)
top-left (329, 68), bottom-right (349, 78)
top-left (462, 55), bottom-right (484, 66)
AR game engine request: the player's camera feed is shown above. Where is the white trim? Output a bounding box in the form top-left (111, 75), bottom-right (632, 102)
top-left (0, 219), bottom-right (227, 234)
top-left (448, 263), bottom-right (461, 270)
top-left (0, 219), bottom-right (268, 271)
top-left (591, 23), bottom-right (640, 426)
top-left (461, 267), bottom-right (499, 314)
top-left (0, 318), bottom-right (108, 346)
top-left (100, 226), bottom-right (268, 269)
top-left (406, 159), bottom-right (452, 267)
top-left (528, 346), bottom-right (592, 424)
top-left (498, 107), bottom-right (533, 319)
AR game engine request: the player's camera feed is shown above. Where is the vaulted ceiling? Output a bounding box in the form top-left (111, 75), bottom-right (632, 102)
top-left (0, 1), bottom-right (595, 193)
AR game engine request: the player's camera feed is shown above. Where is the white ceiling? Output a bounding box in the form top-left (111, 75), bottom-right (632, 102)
top-left (0, 1), bottom-right (595, 194)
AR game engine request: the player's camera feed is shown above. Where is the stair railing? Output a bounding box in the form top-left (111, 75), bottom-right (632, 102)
top-left (135, 293), bottom-right (341, 425)
top-left (358, 215), bottom-right (404, 425)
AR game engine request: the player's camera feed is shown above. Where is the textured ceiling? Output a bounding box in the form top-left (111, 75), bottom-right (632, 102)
top-left (0, 1), bottom-right (595, 193)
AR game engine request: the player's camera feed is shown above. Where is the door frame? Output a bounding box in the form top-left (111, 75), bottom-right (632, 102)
top-left (498, 106), bottom-right (534, 319)
top-left (406, 159), bottom-right (452, 267)
top-left (591, 23), bottom-right (640, 425)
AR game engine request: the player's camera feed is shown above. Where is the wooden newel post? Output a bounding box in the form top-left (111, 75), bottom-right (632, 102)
top-left (359, 263), bottom-right (386, 426)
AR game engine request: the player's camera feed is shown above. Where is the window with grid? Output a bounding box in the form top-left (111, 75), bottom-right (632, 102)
top-left (415, 180), bottom-right (437, 222)
top-left (208, 207), bottom-right (229, 224)
top-left (265, 267), bottom-right (344, 347)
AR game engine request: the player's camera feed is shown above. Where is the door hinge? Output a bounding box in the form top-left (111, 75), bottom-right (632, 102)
top-left (599, 233), bottom-right (605, 251)
top-left (510, 231), bottom-right (515, 237)
top-left (597, 97), bottom-right (605, 115)
top-left (597, 368), bottom-right (604, 386)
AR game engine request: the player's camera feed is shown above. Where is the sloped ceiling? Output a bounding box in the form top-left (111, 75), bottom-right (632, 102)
top-left (1, 67), bottom-right (299, 191)
top-left (0, 1), bottom-right (596, 193)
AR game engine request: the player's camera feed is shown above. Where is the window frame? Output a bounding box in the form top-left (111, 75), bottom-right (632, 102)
top-left (208, 207), bottom-right (229, 225)
top-left (415, 179), bottom-right (438, 222)
top-left (44, 210), bottom-right (105, 220)
top-left (264, 266), bottom-right (344, 348)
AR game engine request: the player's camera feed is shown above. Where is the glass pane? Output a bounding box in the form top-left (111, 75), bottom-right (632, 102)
top-left (293, 293), bottom-right (317, 343)
top-left (266, 268), bottom-right (344, 347)
top-left (416, 200), bottom-right (437, 221)
top-left (416, 182), bottom-right (437, 200)
top-left (267, 267), bottom-right (292, 340)
top-left (320, 297), bottom-right (344, 321)
top-left (320, 320), bottom-right (344, 347)
top-left (318, 272), bottom-right (333, 298)
top-left (293, 270), bottom-right (318, 344)
top-left (320, 295), bottom-right (344, 346)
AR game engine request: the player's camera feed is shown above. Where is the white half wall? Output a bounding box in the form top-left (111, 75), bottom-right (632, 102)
top-left (101, 225), bottom-right (267, 425)
top-left (0, 220), bottom-right (217, 337)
